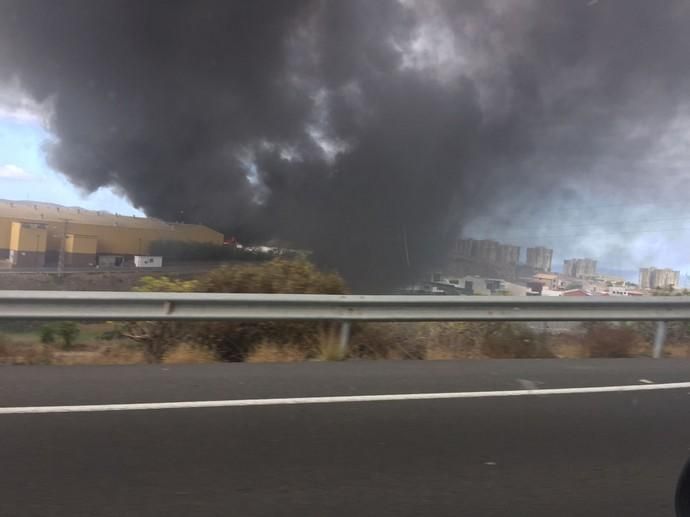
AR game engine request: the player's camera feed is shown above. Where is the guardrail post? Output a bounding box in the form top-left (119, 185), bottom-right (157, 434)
top-left (339, 321), bottom-right (351, 356)
top-left (653, 321), bottom-right (668, 359)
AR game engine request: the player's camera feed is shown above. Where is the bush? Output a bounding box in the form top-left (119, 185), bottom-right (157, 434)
top-left (55, 322), bottom-right (80, 350)
top-left (40, 325), bottom-right (56, 344)
top-left (480, 323), bottom-right (554, 359)
top-left (585, 323), bottom-right (636, 358)
top-left (200, 259), bottom-right (345, 294)
top-left (38, 322), bottom-right (80, 349)
top-left (195, 260), bottom-right (346, 361)
top-left (127, 259), bottom-right (346, 362)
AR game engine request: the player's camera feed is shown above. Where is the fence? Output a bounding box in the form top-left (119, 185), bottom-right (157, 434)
top-left (1, 291), bottom-right (688, 358)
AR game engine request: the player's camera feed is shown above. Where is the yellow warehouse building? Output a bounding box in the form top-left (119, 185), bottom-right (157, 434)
top-left (0, 200), bottom-right (224, 267)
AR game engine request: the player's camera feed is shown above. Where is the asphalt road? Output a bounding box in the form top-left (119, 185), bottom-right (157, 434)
top-left (1, 359), bottom-right (690, 516)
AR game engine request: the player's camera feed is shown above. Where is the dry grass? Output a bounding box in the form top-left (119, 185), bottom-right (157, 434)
top-left (0, 339), bottom-right (55, 365)
top-left (479, 323), bottom-right (554, 359)
top-left (244, 326), bottom-right (349, 363)
top-left (4, 318), bottom-right (690, 365)
top-left (162, 343), bottom-right (217, 364)
top-left (425, 345), bottom-right (472, 360)
top-left (351, 322), bottom-right (483, 360)
top-left (423, 323), bottom-right (482, 360)
top-left (549, 334), bottom-right (589, 359)
top-left (582, 324), bottom-right (639, 358)
top-left (54, 344), bottom-right (146, 365)
top-left (664, 341), bottom-right (690, 358)
top-left (350, 323), bottom-right (426, 359)
top-left (245, 342), bottom-right (309, 363)
top-left (0, 332), bottom-right (146, 366)
top-left (315, 341), bottom-right (346, 361)
top-left (314, 326), bottom-right (347, 361)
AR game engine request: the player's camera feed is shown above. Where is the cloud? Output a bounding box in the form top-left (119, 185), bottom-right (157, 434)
top-left (0, 164), bottom-right (33, 180)
top-left (0, 80), bottom-right (49, 125)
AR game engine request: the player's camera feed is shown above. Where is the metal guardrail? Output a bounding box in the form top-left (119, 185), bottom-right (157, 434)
top-left (0, 291), bottom-right (687, 357)
top-left (1, 291), bottom-right (690, 321)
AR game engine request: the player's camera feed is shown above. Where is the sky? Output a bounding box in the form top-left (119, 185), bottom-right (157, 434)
top-left (0, 106), bottom-right (143, 217)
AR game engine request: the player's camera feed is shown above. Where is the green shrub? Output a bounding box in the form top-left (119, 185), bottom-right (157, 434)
top-left (40, 325), bottom-right (56, 344)
top-left (55, 322), bottom-right (80, 350)
top-left (40, 322), bottom-right (80, 348)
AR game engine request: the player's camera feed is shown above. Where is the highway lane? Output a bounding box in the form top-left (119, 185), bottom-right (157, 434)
top-left (1, 359), bottom-right (689, 516)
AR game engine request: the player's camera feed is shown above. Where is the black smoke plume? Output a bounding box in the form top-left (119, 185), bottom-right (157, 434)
top-left (2, 1), bottom-right (690, 289)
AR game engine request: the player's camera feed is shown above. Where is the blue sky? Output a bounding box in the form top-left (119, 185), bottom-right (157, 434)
top-left (0, 115), bottom-right (143, 216)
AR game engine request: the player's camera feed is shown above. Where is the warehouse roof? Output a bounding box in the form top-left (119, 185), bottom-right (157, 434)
top-left (0, 199), bottom-right (211, 232)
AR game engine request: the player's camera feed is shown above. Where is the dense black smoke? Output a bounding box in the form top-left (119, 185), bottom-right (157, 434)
top-left (2, 0), bottom-right (690, 288)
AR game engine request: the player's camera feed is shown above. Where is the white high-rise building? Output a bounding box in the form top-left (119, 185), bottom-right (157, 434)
top-left (639, 267), bottom-right (680, 289)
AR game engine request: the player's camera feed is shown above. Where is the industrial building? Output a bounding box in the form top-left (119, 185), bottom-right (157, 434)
top-left (526, 247), bottom-right (553, 272)
top-left (0, 200), bottom-right (223, 268)
top-left (639, 267), bottom-right (680, 289)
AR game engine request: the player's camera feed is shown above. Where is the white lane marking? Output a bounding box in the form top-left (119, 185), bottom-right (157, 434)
top-left (2, 381), bottom-right (690, 415)
top-left (639, 379), bottom-right (654, 384)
